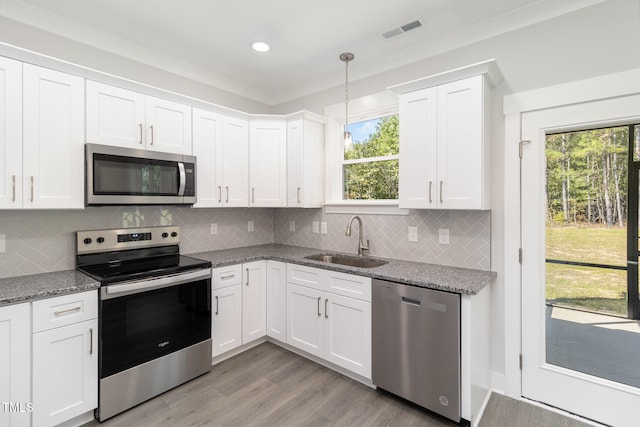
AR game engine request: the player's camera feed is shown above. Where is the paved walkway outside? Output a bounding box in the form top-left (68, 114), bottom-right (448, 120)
top-left (546, 305), bottom-right (640, 388)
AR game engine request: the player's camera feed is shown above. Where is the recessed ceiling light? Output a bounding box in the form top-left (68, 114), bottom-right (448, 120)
top-left (252, 41), bottom-right (270, 53)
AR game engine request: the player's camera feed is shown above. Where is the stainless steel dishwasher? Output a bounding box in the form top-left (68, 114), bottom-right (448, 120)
top-left (372, 279), bottom-right (461, 422)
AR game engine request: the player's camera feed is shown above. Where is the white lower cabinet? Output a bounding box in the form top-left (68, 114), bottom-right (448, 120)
top-left (212, 284), bottom-right (242, 357)
top-left (212, 264), bottom-right (243, 357)
top-left (266, 260), bottom-right (287, 342)
top-left (286, 264), bottom-right (372, 378)
top-left (242, 261), bottom-right (267, 344)
top-left (31, 291), bottom-right (98, 427)
top-left (0, 303), bottom-right (31, 427)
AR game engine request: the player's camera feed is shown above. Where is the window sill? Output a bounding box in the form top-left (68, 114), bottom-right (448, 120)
top-left (323, 201), bottom-right (409, 215)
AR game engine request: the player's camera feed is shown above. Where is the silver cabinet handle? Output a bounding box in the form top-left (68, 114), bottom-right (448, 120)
top-left (54, 306), bottom-right (81, 316)
top-left (218, 186), bottom-right (222, 203)
top-left (440, 181), bottom-right (443, 203)
top-left (215, 296), bottom-right (219, 315)
top-left (226, 186), bottom-right (229, 203)
top-left (428, 181), bottom-right (432, 203)
top-left (30, 176), bottom-right (34, 202)
top-left (89, 328), bottom-right (93, 355)
top-left (252, 187), bottom-right (255, 204)
top-left (297, 187), bottom-right (301, 203)
top-left (317, 297), bottom-right (321, 317)
top-left (325, 298), bottom-right (329, 318)
top-left (139, 123), bottom-right (143, 144)
top-left (220, 274), bottom-right (235, 280)
top-left (11, 175), bottom-right (15, 202)
top-left (150, 125), bottom-right (154, 145)
top-left (245, 268), bottom-right (249, 286)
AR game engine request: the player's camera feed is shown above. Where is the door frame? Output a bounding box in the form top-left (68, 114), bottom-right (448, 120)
top-left (502, 68), bottom-right (640, 401)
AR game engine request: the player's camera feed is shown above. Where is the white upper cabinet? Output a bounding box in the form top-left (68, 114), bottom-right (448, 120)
top-left (86, 80), bottom-right (192, 155)
top-left (0, 57), bottom-right (22, 209)
top-left (394, 60), bottom-right (500, 210)
top-left (398, 75), bottom-right (489, 210)
top-left (249, 120), bottom-right (287, 207)
top-left (193, 108), bottom-right (249, 207)
top-left (286, 116), bottom-right (325, 208)
top-left (23, 64), bottom-right (85, 209)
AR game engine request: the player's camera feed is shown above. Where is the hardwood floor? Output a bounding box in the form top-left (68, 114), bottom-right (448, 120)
top-left (85, 342), bottom-right (592, 427)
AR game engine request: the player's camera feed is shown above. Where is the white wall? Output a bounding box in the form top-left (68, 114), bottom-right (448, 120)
top-left (0, 16), bottom-right (272, 114)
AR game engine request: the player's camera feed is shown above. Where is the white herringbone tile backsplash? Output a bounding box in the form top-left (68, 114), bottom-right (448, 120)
top-left (274, 208), bottom-right (491, 270)
top-left (0, 206), bottom-right (490, 278)
top-left (0, 207), bottom-right (274, 278)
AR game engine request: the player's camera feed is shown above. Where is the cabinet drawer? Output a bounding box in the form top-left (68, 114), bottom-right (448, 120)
top-left (286, 263), bottom-right (324, 291)
top-left (32, 291), bottom-right (98, 333)
top-left (212, 264), bottom-right (243, 290)
top-left (325, 270), bottom-right (371, 302)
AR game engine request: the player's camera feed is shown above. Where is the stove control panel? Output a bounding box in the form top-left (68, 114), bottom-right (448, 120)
top-left (76, 226), bottom-right (180, 254)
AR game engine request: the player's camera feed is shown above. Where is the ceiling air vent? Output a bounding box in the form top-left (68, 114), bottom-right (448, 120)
top-left (383, 19), bottom-right (423, 39)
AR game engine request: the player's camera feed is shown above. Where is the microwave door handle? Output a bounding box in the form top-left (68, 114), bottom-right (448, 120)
top-left (178, 162), bottom-right (186, 196)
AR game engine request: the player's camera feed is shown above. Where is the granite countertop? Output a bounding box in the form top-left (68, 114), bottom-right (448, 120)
top-left (0, 270), bottom-right (100, 307)
top-left (190, 243), bottom-right (496, 295)
top-left (0, 243), bottom-right (495, 307)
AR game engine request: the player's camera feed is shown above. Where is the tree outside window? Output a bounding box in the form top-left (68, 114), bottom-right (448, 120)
top-left (342, 114), bottom-right (399, 200)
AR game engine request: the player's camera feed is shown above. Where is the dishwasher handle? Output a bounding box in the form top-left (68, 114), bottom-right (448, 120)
top-left (401, 296), bottom-right (421, 306)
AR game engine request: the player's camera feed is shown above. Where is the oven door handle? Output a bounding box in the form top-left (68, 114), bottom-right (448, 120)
top-left (102, 268), bottom-right (211, 299)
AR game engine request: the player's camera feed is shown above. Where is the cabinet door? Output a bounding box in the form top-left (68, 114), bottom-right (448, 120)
top-left (286, 119), bottom-right (304, 207)
top-left (0, 303), bottom-right (31, 427)
top-left (242, 261), bottom-right (266, 343)
top-left (193, 108), bottom-right (222, 207)
top-left (436, 75), bottom-right (485, 209)
top-left (286, 119), bottom-right (324, 208)
top-left (85, 80), bottom-right (146, 149)
top-left (249, 120), bottom-right (287, 207)
top-left (398, 86), bottom-right (438, 209)
top-left (221, 116), bottom-right (249, 207)
top-left (266, 260), bottom-right (287, 342)
top-left (32, 319), bottom-right (98, 427)
top-left (23, 64), bottom-right (84, 209)
top-left (0, 57), bottom-right (22, 209)
top-left (146, 96), bottom-right (192, 155)
top-left (324, 294), bottom-right (372, 378)
top-left (212, 284), bottom-right (242, 357)
top-left (286, 283), bottom-right (324, 358)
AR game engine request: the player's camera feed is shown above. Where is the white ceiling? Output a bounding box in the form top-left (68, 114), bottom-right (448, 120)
top-left (0, 0), bottom-right (605, 105)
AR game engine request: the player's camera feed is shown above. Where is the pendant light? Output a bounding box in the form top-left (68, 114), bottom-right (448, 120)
top-left (340, 52), bottom-right (355, 149)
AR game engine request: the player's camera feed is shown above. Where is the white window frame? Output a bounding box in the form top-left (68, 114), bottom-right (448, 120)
top-left (324, 90), bottom-right (408, 215)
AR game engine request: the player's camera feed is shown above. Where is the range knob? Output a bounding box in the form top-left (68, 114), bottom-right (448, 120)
top-left (171, 232), bottom-right (178, 238)
top-left (97, 237), bottom-right (105, 244)
top-left (162, 232), bottom-right (169, 238)
top-left (83, 237), bottom-right (92, 245)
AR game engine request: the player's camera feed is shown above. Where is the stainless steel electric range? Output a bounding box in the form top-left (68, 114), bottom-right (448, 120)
top-left (76, 226), bottom-right (212, 422)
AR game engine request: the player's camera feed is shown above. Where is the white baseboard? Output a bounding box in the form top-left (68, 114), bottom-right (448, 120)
top-left (491, 371), bottom-right (506, 395)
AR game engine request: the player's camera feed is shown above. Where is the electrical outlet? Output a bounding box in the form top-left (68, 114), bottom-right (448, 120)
top-left (289, 221), bottom-right (295, 232)
top-left (0, 234), bottom-right (5, 253)
top-left (320, 222), bottom-right (327, 235)
top-left (439, 228), bottom-right (450, 245)
top-left (408, 226), bottom-right (418, 242)
top-left (210, 223), bottom-right (217, 235)
top-left (312, 221), bottom-right (319, 234)
top-left (248, 220), bottom-right (254, 232)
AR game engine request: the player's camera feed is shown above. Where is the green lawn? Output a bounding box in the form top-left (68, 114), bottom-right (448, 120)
top-left (546, 225), bottom-right (628, 317)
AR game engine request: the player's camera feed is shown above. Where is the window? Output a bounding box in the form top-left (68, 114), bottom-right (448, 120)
top-left (342, 114), bottom-right (399, 200)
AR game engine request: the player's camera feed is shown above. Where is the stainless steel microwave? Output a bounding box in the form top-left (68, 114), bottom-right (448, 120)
top-left (85, 143), bottom-right (197, 206)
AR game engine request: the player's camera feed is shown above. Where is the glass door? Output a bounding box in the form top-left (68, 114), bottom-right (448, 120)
top-left (520, 99), bottom-right (640, 427)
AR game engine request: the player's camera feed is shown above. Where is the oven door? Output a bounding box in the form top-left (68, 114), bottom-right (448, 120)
top-left (99, 268), bottom-right (211, 379)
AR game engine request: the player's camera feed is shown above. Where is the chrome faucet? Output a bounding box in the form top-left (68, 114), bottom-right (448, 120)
top-left (345, 215), bottom-right (369, 256)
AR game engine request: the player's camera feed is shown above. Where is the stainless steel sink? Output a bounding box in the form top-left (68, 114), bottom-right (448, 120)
top-left (304, 253), bottom-right (388, 268)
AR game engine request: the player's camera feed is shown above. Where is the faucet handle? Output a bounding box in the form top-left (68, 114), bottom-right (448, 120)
top-left (362, 239), bottom-right (370, 250)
